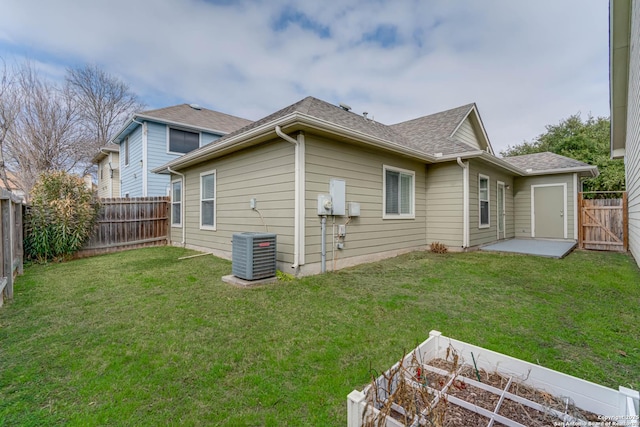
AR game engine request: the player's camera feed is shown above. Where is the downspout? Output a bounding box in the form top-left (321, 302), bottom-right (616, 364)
top-left (457, 157), bottom-right (469, 249)
top-left (275, 126), bottom-right (304, 270)
top-left (167, 167), bottom-right (186, 247)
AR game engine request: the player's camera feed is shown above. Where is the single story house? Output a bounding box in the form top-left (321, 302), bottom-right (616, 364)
top-left (107, 103), bottom-right (252, 197)
top-left (610, 0), bottom-right (639, 267)
top-left (153, 96), bottom-right (597, 276)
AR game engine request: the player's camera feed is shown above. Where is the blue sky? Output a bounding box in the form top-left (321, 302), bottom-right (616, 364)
top-left (0, 0), bottom-right (610, 154)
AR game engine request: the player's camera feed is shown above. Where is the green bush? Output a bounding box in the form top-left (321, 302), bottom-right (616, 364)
top-left (25, 171), bottom-right (99, 262)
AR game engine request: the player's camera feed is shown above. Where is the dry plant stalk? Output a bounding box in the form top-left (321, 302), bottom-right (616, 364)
top-left (430, 242), bottom-right (448, 254)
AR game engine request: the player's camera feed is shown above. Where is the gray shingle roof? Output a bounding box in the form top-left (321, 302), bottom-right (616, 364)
top-left (502, 152), bottom-right (592, 171)
top-left (208, 96), bottom-right (477, 157)
top-left (390, 104), bottom-right (479, 155)
top-left (139, 104), bottom-right (252, 134)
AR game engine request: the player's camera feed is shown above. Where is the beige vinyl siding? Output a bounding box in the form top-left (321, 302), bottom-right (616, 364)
top-left (425, 163), bottom-right (463, 247)
top-left (513, 174), bottom-right (576, 239)
top-left (626, 0), bottom-right (640, 265)
top-left (97, 153), bottom-right (120, 198)
top-left (468, 160), bottom-right (515, 247)
top-left (170, 140), bottom-right (295, 263)
top-left (453, 118), bottom-right (481, 150)
top-left (304, 135), bottom-right (426, 264)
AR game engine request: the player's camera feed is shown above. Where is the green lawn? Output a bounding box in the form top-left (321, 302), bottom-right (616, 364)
top-left (1, 247), bottom-right (638, 426)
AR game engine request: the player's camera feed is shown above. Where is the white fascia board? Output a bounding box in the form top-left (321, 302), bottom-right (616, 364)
top-left (449, 104), bottom-right (495, 155)
top-left (153, 112), bottom-right (440, 173)
top-left (609, 0), bottom-right (632, 155)
top-left (134, 114), bottom-right (228, 136)
top-left (152, 113), bottom-right (300, 173)
top-left (294, 113), bottom-right (438, 163)
top-left (525, 166), bottom-right (599, 178)
top-left (437, 152), bottom-right (525, 176)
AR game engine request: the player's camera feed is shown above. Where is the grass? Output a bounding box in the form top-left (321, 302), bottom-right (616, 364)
top-left (1, 247), bottom-right (639, 426)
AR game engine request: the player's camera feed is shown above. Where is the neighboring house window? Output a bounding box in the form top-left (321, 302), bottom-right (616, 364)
top-left (383, 165), bottom-right (415, 218)
top-left (169, 128), bottom-right (200, 154)
top-left (100, 168), bottom-right (103, 181)
top-left (200, 170), bottom-right (216, 229)
top-left (479, 174), bottom-right (490, 228)
top-left (124, 136), bottom-right (129, 166)
top-left (171, 180), bottom-right (182, 227)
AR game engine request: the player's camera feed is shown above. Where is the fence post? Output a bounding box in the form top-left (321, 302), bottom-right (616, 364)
top-left (2, 197), bottom-right (14, 300)
top-left (623, 192), bottom-right (628, 252)
top-left (577, 192), bottom-right (583, 249)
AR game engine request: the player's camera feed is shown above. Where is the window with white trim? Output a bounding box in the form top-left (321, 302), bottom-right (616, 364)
top-left (383, 165), bottom-right (415, 218)
top-left (169, 128), bottom-right (199, 154)
top-left (171, 180), bottom-right (182, 227)
top-left (124, 136), bottom-right (129, 166)
top-left (200, 171), bottom-right (216, 229)
top-left (479, 174), bottom-right (490, 227)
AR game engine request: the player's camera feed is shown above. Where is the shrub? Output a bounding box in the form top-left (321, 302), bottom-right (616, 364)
top-left (25, 171), bottom-right (99, 262)
top-left (429, 241), bottom-right (448, 254)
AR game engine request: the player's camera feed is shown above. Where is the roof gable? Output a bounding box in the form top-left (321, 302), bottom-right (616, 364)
top-left (138, 104), bottom-right (252, 134)
top-left (390, 103), bottom-right (490, 156)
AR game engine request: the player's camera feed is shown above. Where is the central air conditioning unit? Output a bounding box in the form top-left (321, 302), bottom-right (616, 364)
top-left (231, 232), bottom-right (277, 280)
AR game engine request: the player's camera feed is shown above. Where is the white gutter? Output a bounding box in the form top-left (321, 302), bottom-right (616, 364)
top-left (275, 125), bottom-right (304, 270)
top-left (154, 112), bottom-right (440, 173)
top-left (457, 157), bottom-right (469, 249)
top-left (167, 167), bottom-right (186, 247)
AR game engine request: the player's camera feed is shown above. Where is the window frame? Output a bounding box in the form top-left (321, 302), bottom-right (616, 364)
top-left (382, 164), bottom-right (415, 219)
top-left (199, 169), bottom-right (216, 231)
top-left (124, 136), bottom-right (129, 166)
top-left (171, 178), bottom-right (183, 227)
top-left (478, 174), bottom-right (490, 228)
top-left (167, 127), bottom-right (202, 155)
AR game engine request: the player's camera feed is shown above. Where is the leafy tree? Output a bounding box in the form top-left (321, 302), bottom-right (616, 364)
top-left (24, 171), bottom-right (99, 263)
top-left (500, 114), bottom-right (625, 192)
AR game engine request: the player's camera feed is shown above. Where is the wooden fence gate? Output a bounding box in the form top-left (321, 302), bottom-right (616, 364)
top-left (76, 197), bottom-right (170, 258)
top-left (578, 192), bottom-right (628, 252)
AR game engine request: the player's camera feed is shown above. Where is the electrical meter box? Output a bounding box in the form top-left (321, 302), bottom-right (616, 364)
top-left (317, 194), bottom-right (333, 215)
top-left (330, 178), bottom-right (346, 216)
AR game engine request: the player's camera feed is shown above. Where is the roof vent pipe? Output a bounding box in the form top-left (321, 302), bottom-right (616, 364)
top-left (363, 112), bottom-right (368, 120)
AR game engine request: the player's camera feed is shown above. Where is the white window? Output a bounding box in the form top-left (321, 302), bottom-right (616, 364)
top-left (383, 165), bottom-right (415, 219)
top-left (200, 170), bottom-right (216, 230)
top-left (171, 179), bottom-right (182, 227)
top-left (479, 174), bottom-right (490, 228)
top-left (169, 128), bottom-right (200, 154)
top-left (124, 136), bottom-right (129, 166)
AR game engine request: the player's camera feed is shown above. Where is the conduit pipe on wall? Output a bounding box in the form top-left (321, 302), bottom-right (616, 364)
top-left (167, 167), bottom-right (186, 247)
top-left (275, 126), bottom-right (305, 270)
top-left (457, 157), bottom-right (469, 249)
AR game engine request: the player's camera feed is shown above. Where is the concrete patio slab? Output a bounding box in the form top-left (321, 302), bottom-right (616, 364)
top-left (480, 238), bottom-right (577, 258)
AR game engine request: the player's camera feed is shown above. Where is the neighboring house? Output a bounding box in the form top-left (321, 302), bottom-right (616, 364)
top-left (610, 0), bottom-right (639, 267)
top-left (108, 103), bottom-right (252, 197)
top-left (92, 144), bottom-right (120, 198)
top-left (153, 96), bottom-right (597, 276)
top-left (0, 170), bottom-right (26, 201)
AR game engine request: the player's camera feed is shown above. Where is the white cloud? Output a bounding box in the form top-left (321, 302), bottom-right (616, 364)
top-left (0, 0), bottom-right (610, 153)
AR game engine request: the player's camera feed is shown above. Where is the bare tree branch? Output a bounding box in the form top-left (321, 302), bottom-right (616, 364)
top-left (66, 64), bottom-right (145, 149)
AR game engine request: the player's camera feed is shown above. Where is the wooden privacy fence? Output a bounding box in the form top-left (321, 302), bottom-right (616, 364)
top-left (578, 192), bottom-right (628, 252)
top-left (76, 197), bottom-right (170, 258)
top-left (0, 189), bottom-right (24, 307)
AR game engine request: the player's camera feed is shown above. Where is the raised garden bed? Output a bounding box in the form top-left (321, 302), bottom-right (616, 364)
top-left (348, 331), bottom-right (639, 427)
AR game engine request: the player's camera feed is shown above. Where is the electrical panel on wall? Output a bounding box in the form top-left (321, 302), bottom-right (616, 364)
top-left (329, 178), bottom-right (346, 216)
top-left (317, 194), bottom-right (333, 215)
